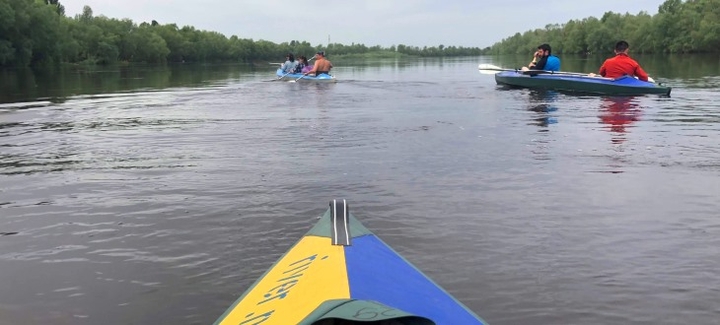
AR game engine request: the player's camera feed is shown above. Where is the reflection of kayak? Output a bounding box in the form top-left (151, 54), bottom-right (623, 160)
top-left (495, 71), bottom-right (671, 96)
top-left (214, 200), bottom-right (488, 325)
top-left (276, 68), bottom-right (337, 83)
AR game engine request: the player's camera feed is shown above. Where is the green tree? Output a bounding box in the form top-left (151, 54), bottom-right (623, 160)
top-left (130, 26), bottom-right (170, 63)
top-left (44, 0), bottom-right (64, 16)
top-left (485, 0), bottom-right (720, 54)
top-left (0, 0), bottom-right (66, 66)
top-left (1, 2), bottom-right (485, 67)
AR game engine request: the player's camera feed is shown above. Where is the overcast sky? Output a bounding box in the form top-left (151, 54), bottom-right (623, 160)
top-left (63, 0), bottom-right (665, 48)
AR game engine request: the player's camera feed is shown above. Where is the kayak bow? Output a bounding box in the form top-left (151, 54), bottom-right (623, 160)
top-left (215, 200), bottom-right (488, 325)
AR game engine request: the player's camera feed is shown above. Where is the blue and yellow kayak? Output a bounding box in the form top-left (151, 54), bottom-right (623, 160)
top-left (215, 200), bottom-right (488, 325)
top-left (276, 68), bottom-right (337, 83)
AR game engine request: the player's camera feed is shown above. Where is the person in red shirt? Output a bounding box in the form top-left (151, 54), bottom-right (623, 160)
top-left (592, 41), bottom-right (649, 81)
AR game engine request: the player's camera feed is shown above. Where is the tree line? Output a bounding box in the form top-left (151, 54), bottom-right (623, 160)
top-left (486, 0), bottom-right (720, 55)
top-left (0, 0), bottom-right (483, 67)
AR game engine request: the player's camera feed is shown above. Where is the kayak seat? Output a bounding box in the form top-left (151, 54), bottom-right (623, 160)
top-left (303, 299), bottom-right (436, 325)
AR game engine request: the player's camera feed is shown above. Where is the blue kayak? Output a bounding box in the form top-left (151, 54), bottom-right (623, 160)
top-left (214, 199), bottom-right (488, 325)
top-left (495, 71), bottom-right (671, 96)
top-left (275, 68), bottom-right (337, 83)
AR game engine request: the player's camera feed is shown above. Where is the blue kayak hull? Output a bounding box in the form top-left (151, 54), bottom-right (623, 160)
top-left (495, 71), bottom-right (671, 96)
top-left (276, 68), bottom-right (337, 82)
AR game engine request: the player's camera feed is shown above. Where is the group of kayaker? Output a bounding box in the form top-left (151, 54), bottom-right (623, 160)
top-left (279, 51), bottom-right (333, 77)
top-left (282, 41), bottom-right (646, 82)
top-left (520, 41), bottom-right (648, 81)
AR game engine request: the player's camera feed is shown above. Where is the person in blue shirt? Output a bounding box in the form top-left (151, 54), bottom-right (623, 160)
top-left (280, 53), bottom-right (297, 73)
top-left (524, 44), bottom-right (561, 71)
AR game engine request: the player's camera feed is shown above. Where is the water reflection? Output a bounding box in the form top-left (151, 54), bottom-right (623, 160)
top-left (0, 63), bottom-right (255, 104)
top-left (527, 90), bottom-right (559, 128)
top-left (523, 90), bottom-right (560, 161)
top-left (598, 96), bottom-right (642, 144)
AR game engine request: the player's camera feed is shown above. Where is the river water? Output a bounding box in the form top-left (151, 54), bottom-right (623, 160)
top-left (1, 56), bottom-right (719, 324)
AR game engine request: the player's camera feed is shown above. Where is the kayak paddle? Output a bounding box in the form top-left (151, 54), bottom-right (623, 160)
top-left (478, 63), bottom-right (655, 82)
top-left (275, 69), bottom-right (293, 81)
top-left (290, 74), bottom-right (306, 82)
top-left (478, 64), bottom-right (512, 74)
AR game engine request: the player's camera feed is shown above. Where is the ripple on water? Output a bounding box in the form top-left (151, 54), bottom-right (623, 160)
top-left (1, 60), bottom-right (720, 325)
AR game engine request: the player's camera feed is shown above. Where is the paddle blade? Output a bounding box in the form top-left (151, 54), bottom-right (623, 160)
top-left (478, 64), bottom-right (508, 74)
top-left (478, 64), bottom-right (503, 70)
